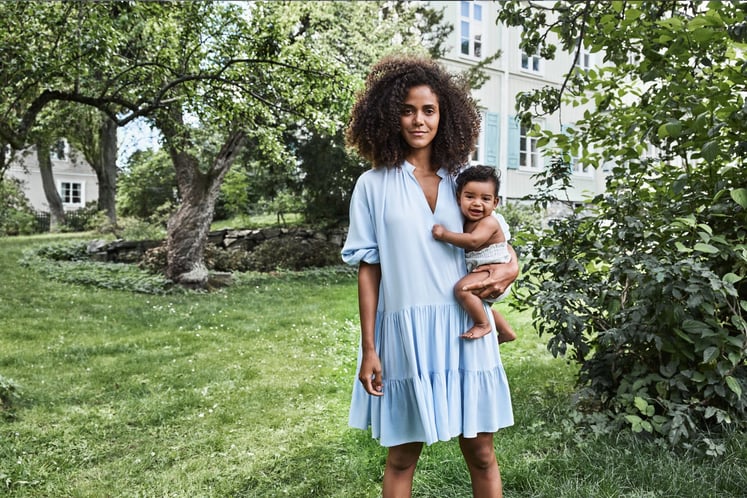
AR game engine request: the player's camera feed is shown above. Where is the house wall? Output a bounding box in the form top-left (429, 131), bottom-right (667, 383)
top-left (6, 144), bottom-right (99, 213)
top-left (432, 0), bottom-right (607, 205)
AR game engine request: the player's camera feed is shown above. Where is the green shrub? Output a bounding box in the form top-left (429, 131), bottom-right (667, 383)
top-left (247, 237), bottom-right (341, 272)
top-left (32, 241), bottom-right (89, 261)
top-left (61, 201), bottom-right (103, 232)
top-left (204, 245), bottom-right (253, 272)
top-left (0, 374), bottom-right (21, 418)
top-left (22, 242), bottom-right (180, 295)
top-left (0, 177), bottom-right (37, 236)
top-left (118, 217), bottom-right (167, 241)
top-left (138, 244), bottom-right (168, 274)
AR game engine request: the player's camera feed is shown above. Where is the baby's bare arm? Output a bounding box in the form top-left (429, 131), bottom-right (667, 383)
top-left (432, 216), bottom-right (502, 251)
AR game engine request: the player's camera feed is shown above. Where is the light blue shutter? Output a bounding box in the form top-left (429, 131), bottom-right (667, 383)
top-left (484, 112), bottom-right (499, 167)
top-left (507, 116), bottom-right (520, 170)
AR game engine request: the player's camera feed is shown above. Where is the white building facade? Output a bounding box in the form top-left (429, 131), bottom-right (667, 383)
top-left (432, 0), bottom-right (607, 206)
top-left (5, 142), bottom-right (98, 213)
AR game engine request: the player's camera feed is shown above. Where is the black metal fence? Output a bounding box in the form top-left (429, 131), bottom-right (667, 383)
top-left (33, 209), bottom-right (96, 233)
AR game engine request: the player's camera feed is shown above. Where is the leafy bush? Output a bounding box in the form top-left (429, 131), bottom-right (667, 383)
top-left (0, 177), bottom-right (37, 236)
top-left (247, 237), bottom-right (341, 272)
top-left (61, 201), bottom-right (104, 232)
top-left (0, 374), bottom-right (21, 419)
top-left (117, 149), bottom-right (178, 220)
top-left (117, 217), bottom-right (167, 241)
top-left (501, 0), bottom-right (747, 453)
top-left (204, 245), bottom-right (253, 272)
top-left (138, 244), bottom-right (168, 274)
top-left (21, 242), bottom-right (181, 295)
top-left (32, 241), bottom-right (89, 261)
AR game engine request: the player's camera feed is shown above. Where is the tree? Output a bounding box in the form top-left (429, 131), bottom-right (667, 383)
top-left (0, 2), bottom-right (352, 287)
top-left (117, 149), bottom-right (177, 220)
top-left (498, 1), bottom-right (747, 450)
top-left (227, 1), bottom-right (453, 225)
top-left (64, 107), bottom-right (119, 226)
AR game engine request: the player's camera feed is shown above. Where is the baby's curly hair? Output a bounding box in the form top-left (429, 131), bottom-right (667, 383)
top-left (456, 165), bottom-right (501, 197)
top-left (346, 54), bottom-right (481, 175)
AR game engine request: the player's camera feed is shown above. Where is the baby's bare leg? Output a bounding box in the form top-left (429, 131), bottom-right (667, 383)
top-left (454, 271), bottom-right (493, 339)
top-left (492, 308), bottom-right (517, 343)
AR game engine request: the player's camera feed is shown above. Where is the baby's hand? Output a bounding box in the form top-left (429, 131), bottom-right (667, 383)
top-left (432, 224), bottom-right (445, 240)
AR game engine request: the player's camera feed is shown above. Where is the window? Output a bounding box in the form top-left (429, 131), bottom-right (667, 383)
top-left (51, 139), bottom-right (68, 161)
top-left (573, 161), bottom-right (592, 175)
top-left (575, 41), bottom-right (593, 72)
top-left (470, 111), bottom-right (486, 163)
top-left (519, 124), bottom-right (542, 169)
top-left (460, 1), bottom-right (484, 59)
top-left (520, 50), bottom-right (542, 73)
top-left (60, 182), bottom-right (83, 206)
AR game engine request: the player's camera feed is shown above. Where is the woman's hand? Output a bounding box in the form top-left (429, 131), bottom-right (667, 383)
top-left (359, 349), bottom-right (383, 396)
top-left (462, 245), bottom-right (519, 300)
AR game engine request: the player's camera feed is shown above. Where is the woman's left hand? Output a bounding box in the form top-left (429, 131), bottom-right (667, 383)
top-left (461, 246), bottom-right (519, 299)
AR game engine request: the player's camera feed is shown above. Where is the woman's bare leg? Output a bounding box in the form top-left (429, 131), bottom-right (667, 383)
top-left (455, 271), bottom-right (493, 339)
top-left (459, 433), bottom-right (503, 497)
top-left (382, 442), bottom-right (423, 498)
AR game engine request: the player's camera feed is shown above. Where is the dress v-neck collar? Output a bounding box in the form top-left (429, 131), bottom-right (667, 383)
top-left (403, 161), bottom-right (446, 214)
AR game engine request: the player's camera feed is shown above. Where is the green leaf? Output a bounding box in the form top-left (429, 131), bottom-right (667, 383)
top-left (725, 376), bottom-right (742, 398)
top-left (634, 396), bottom-right (649, 413)
top-left (723, 273), bottom-right (741, 284)
top-left (625, 414), bottom-right (643, 432)
top-left (674, 242), bottom-right (692, 253)
top-left (701, 140), bottom-right (719, 162)
top-left (730, 188), bottom-right (747, 209)
top-left (694, 242), bottom-right (718, 254)
top-left (682, 319), bottom-right (711, 335)
top-left (702, 346), bottom-right (719, 363)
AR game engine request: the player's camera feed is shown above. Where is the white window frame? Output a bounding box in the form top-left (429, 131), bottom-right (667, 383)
top-left (520, 50), bottom-right (543, 74)
top-left (572, 160), bottom-right (593, 176)
top-left (519, 122), bottom-right (543, 170)
top-left (459, 1), bottom-right (485, 59)
top-left (575, 41), bottom-right (594, 72)
top-left (469, 110), bottom-right (487, 164)
top-left (59, 181), bottom-right (84, 207)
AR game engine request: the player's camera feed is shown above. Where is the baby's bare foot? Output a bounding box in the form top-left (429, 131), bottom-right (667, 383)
top-left (461, 323), bottom-right (493, 339)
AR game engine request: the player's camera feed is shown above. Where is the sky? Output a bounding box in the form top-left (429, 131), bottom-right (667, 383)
top-left (117, 117), bottom-right (162, 168)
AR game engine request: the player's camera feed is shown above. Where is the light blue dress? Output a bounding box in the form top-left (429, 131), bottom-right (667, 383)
top-left (342, 161), bottom-right (514, 447)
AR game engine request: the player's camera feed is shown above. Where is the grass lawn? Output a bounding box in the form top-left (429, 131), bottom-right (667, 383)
top-left (1, 234), bottom-right (746, 497)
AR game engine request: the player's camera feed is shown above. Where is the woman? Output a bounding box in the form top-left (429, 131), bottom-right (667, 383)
top-left (342, 54), bottom-right (518, 497)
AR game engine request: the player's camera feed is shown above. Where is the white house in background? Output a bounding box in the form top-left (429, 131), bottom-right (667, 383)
top-left (5, 141), bottom-right (98, 212)
top-left (431, 0), bottom-right (607, 211)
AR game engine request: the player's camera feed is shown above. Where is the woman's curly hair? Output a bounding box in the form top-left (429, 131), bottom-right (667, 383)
top-left (345, 54), bottom-right (481, 175)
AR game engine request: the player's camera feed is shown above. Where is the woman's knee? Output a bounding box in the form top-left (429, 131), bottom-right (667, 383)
top-left (459, 433), bottom-right (497, 469)
top-left (386, 442), bottom-right (423, 472)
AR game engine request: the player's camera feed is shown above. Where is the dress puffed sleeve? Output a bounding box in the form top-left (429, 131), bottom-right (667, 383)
top-left (341, 172), bottom-right (380, 266)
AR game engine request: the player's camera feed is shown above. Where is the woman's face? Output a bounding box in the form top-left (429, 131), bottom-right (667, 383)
top-left (399, 85), bottom-right (440, 152)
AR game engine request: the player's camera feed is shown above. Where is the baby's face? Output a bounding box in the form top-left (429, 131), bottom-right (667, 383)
top-left (458, 180), bottom-right (499, 222)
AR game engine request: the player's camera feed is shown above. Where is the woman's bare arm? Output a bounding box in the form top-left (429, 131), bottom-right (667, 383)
top-left (357, 262), bottom-right (383, 396)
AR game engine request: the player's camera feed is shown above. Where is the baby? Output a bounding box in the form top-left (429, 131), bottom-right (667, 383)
top-left (432, 165), bottom-right (517, 342)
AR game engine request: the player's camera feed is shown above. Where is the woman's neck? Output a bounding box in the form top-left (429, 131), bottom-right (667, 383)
top-left (405, 148), bottom-right (437, 173)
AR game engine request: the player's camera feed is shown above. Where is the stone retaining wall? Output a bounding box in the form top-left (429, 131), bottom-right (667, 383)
top-left (90, 226), bottom-right (348, 263)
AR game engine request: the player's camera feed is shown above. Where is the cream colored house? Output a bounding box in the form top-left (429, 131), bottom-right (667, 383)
top-left (432, 0), bottom-right (607, 211)
top-left (5, 141), bottom-right (99, 213)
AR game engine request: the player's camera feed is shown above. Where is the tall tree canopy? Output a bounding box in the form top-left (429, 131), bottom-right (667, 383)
top-left (500, 0), bottom-right (747, 451)
top-left (0, 1), bottom-right (448, 286)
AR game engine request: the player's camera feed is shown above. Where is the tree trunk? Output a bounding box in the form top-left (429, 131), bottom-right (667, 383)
top-left (164, 128), bottom-right (247, 288)
top-left (36, 141), bottom-right (66, 231)
top-left (97, 117), bottom-right (118, 225)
